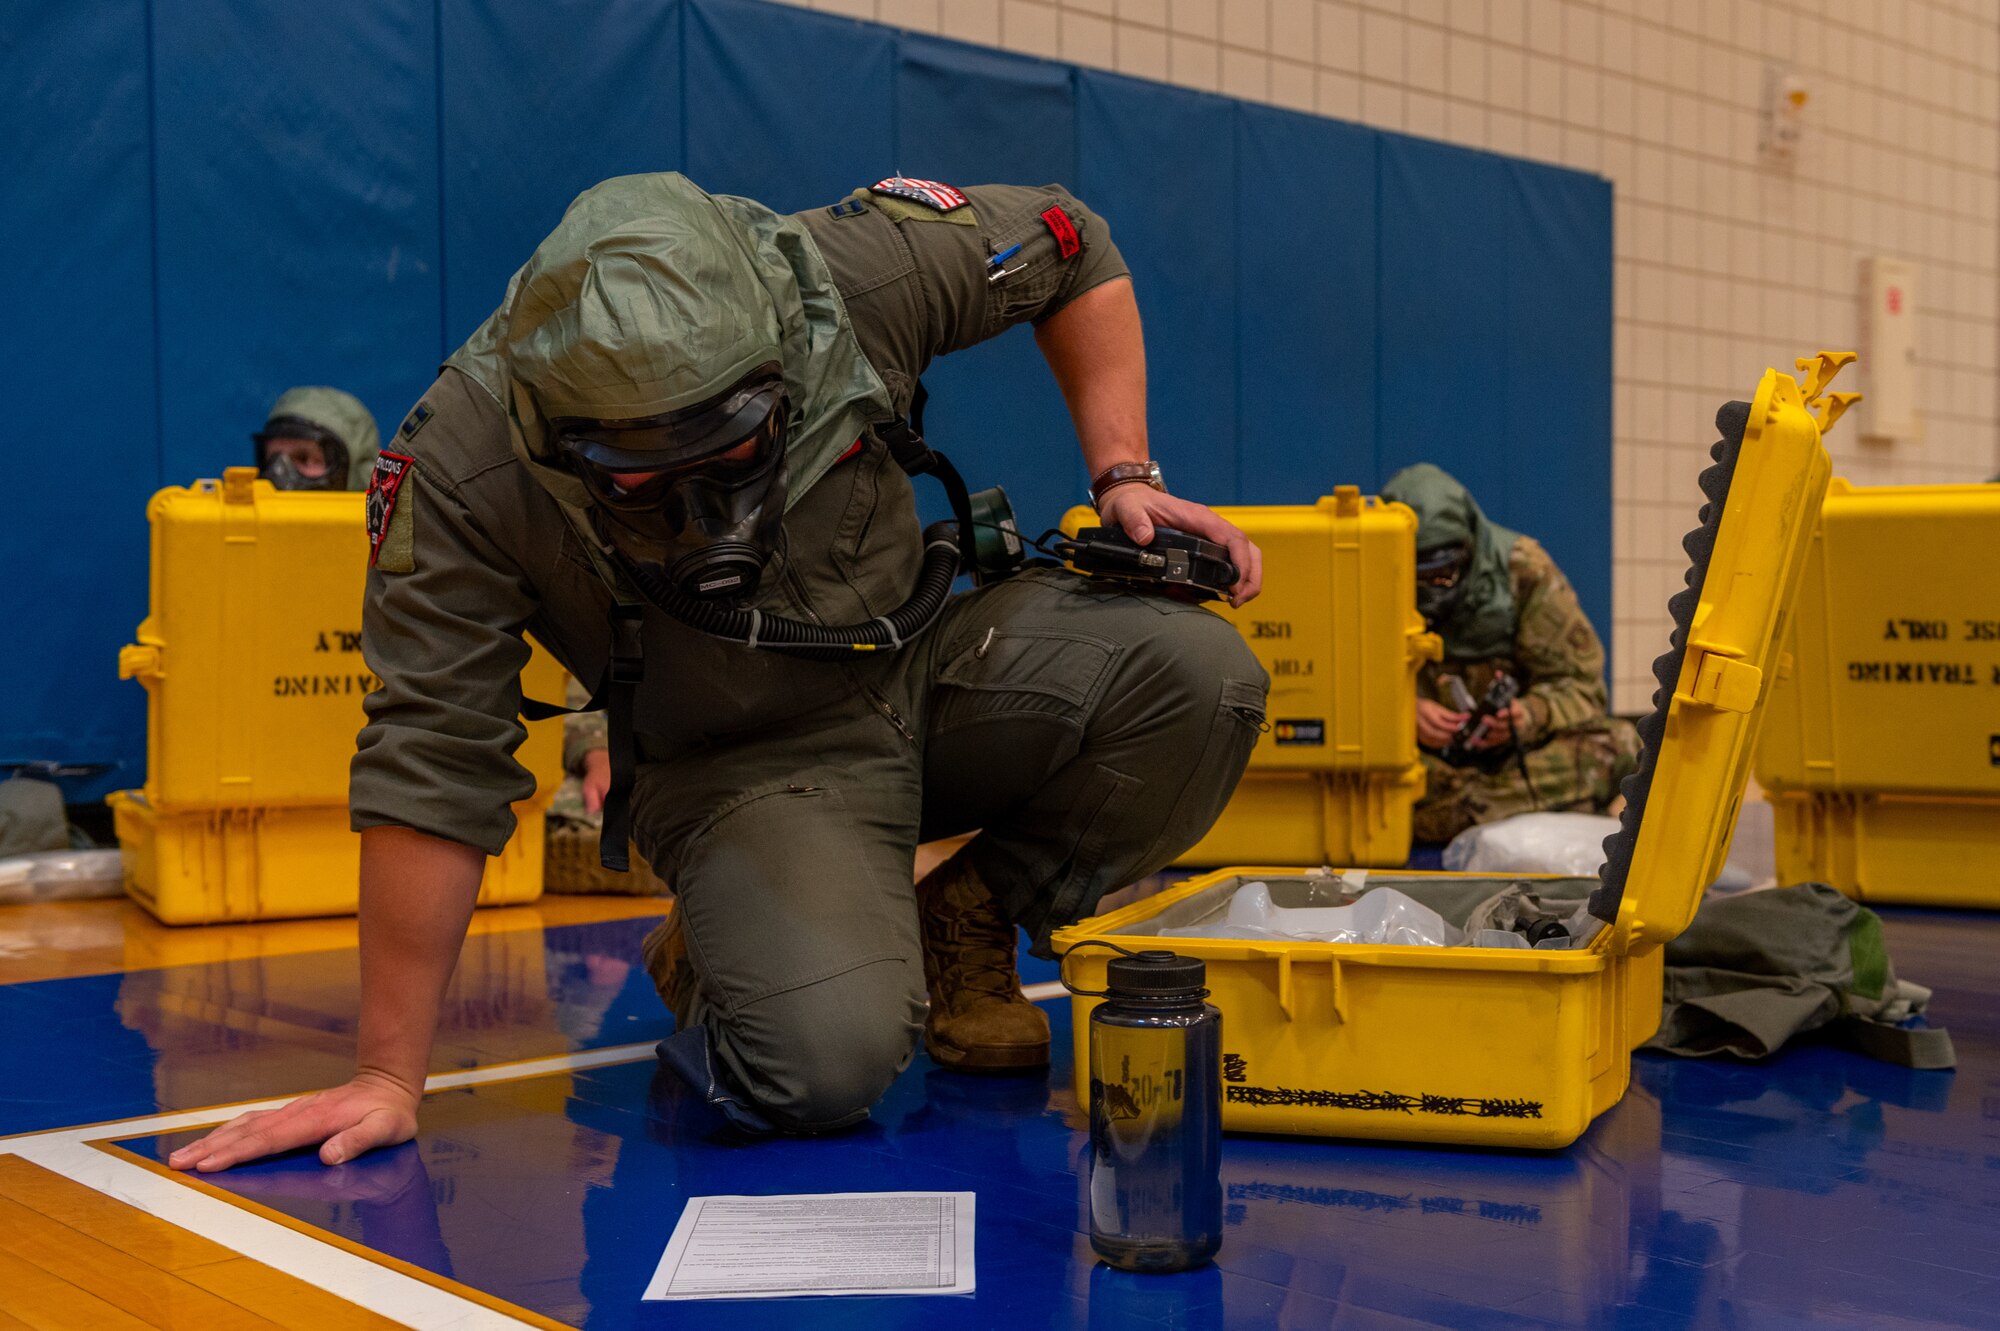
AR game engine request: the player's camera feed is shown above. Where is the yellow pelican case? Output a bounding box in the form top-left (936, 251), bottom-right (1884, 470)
top-left (110, 468), bottom-right (563, 923)
top-left (1064, 487), bottom-right (1439, 866)
top-left (1053, 356), bottom-right (1845, 1148)
top-left (1756, 478), bottom-right (2000, 906)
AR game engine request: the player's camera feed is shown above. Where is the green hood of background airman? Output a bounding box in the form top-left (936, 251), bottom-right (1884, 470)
top-left (1381, 462), bottom-right (1522, 661)
top-left (256, 386), bottom-right (380, 491)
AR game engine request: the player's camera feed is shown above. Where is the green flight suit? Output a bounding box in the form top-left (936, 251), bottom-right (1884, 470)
top-left (350, 175), bottom-right (1268, 1131)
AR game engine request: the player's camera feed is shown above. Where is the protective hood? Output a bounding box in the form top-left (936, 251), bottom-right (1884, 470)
top-left (445, 173), bottom-right (895, 528)
top-left (261, 386), bottom-right (380, 490)
top-left (1380, 463), bottom-right (1521, 660)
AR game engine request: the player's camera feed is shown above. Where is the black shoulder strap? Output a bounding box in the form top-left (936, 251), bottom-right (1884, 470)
top-left (594, 605), bottom-right (645, 871)
top-left (875, 381), bottom-right (978, 574)
top-left (518, 602), bottom-right (646, 873)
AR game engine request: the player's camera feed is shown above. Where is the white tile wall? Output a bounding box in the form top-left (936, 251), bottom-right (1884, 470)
top-left (783, 0), bottom-right (2000, 708)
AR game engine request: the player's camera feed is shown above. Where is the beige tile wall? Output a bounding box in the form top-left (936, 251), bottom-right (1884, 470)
top-left (785, 0), bottom-right (2000, 708)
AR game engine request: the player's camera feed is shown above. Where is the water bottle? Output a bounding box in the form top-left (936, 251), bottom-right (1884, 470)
top-left (1083, 948), bottom-right (1223, 1272)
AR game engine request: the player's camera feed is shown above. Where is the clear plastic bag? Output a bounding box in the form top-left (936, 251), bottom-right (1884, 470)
top-left (1442, 812), bottom-right (1621, 876)
top-left (1159, 881), bottom-right (1467, 948)
top-left (0, 848), bottom-right (126, 903)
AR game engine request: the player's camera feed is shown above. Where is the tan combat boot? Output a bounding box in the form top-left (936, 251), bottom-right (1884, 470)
top-left (916, 847), bottom-right (1049, 1071)
top-left (641, 906), bottom-right (697, 1027)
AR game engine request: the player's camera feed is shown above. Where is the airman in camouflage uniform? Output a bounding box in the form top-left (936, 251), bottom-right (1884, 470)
top-left (1380, 464), bottom-right (1640, 843)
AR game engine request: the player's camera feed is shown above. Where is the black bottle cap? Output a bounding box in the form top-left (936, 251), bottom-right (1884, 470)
top-left (1105, 950), bottom-right (1206, 998)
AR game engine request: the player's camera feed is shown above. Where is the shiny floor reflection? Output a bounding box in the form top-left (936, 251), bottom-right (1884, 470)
top-left (102, 908), bottom-right (1992, 1330)
top-left (0, 914), bottom-right (674, 1137)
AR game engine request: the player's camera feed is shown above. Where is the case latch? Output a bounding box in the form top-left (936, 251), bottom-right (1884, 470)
top-left (1688, 651), bottom-right (1762, 712)
top-left (119, 643), bottom-right (162, 684)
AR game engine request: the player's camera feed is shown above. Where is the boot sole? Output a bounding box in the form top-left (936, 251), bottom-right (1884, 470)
top-left (925, 1032), bottom-right (1051, 1073)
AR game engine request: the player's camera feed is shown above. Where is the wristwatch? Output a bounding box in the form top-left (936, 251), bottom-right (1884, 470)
top-left (1090, 460), bottom-right (1165, 508)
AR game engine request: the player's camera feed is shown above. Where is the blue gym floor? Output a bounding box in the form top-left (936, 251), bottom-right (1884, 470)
top-left (2, 907), bottom-right (1994, 1329)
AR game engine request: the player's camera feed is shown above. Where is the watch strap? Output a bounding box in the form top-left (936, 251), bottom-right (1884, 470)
top-left (1090, 460), bottom-right (1164, 506)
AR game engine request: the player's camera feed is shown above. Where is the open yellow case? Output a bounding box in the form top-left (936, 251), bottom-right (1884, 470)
top-left (1053, 355), bottom-right (1846, 1148)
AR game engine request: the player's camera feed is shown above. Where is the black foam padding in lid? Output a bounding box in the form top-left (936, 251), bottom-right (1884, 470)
top-left (1588, 400), bottom-right (1752, 925)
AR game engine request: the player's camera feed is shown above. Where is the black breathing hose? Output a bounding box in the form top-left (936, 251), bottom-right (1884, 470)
top-left (615, 522), bottom-right (964, 658)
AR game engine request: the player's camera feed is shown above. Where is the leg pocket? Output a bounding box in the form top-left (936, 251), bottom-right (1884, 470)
top-left (930, 627), bottom-right (1122, 733)
top-left (1130, 675), bottom-right (1270, 874)
top-left (922, 629), bottom-right (1124, 833)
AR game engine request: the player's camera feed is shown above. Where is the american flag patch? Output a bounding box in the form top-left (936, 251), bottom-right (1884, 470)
top-left (869, 177), bottom-right (970, 211)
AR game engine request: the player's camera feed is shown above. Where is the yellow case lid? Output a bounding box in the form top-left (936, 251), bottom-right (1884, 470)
top-left (1592, 363), bottom-right (1837, 955)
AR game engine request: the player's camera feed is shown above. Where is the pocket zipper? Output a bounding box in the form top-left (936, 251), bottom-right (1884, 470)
top-left (865, 687), bottom-right (917, 746)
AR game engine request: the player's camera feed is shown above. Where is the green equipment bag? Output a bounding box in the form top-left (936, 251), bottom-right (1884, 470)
top-left (1645, 882), bottom-right (1955, 1069)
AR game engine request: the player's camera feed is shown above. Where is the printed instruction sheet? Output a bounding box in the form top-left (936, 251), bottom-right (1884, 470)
top-left (642, 1191), bottom-right (976, 1300)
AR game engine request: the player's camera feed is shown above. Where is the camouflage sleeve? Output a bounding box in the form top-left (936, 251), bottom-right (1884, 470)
top-left (804, 182), bottom-right (1128, 411)
top-left (350, 412), bottom-right (539, 857)
top-left (561, 674), bottom-right (607, 774)
top-left (1507, 537), bottom-right (1610, 745)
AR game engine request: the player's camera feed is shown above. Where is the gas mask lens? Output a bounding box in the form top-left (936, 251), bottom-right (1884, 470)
top-left (571, 415), bottom-right (779, 512)
top-left (554, 367), bottom-right (791, 604)
top-left (254, 417), bottom-right (347, 492)
top-left (1414, 542), bottom-right (1471, 623)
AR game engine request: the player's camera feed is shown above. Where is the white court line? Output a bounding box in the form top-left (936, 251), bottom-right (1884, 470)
top-left (0, 1040), bottom-right (663, 1152)
top-left (1021, 980), bottom-right (1067, 1002)
top-left (12, 1136), bottom-right (533, 1330)
top-left (0, 1040), bottom-right (660, 1330)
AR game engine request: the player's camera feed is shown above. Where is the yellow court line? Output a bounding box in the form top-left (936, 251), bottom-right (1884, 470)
top-left (93, 1143), bottom-right (576, 1331)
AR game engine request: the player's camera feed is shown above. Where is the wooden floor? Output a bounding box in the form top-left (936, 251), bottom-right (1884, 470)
top-left (0, 1154), bottom-right (407, 1329)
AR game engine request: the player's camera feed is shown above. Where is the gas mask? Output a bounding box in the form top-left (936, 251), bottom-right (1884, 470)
top-left (254, 416), bottom-right (350, 492)
top-left (1414, 541), bottom-right (1472, 627)
top-left (554, 365), bottom-right (790, 604)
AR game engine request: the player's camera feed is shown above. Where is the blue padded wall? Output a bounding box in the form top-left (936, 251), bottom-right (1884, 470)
top-left (0, 0), bottom-right (1611, 796)
top-left (0, 1), bottom-right (157, 779)
top-left (1235, 104), bottom-right (1379, 502)
top-left (684, 1), bottom-right (892, 213)
top-left (893, 36), bottom-right (1081, 532)
top-left (441, 0), bottom-right (686, 345)
top-left (1377, 135), bottom-right (1612, 633)
top-left (1079, 72), bottom-right (1239, 506)
top-left (151, 0), bottom-right (444, 484)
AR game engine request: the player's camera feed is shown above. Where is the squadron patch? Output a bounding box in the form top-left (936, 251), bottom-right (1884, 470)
top-left (365, 452), bottom-right (415, 570)
top-left (869, 177), bottom-right (969, 211)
